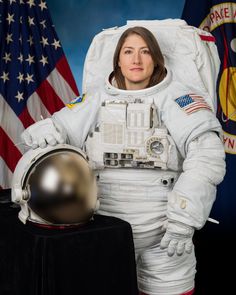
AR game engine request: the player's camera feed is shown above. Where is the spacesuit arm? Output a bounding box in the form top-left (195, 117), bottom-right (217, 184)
top-left (163, 99), bottom-right (226, 229)
top-left (52, 91), bottom-right (101, 148)
top-left (21, 91), bottom-right (101, 150)
top-left (167, 130), bottom-right (225, 229)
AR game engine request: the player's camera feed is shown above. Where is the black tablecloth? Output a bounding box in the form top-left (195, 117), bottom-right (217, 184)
top-left (0, 204), bottom-right (138, 295)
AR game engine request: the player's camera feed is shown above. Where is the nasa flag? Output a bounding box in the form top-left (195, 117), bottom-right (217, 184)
top-left (182, 0), bottom-right (236, 230)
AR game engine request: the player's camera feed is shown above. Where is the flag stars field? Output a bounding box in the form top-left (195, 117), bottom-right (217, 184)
top-left (3, 53), bottom-right (11, 63)
top-left (40, 19), bottom-right (46, 29)
top-left (40, 55), bottom-right (48, 66)
top-left (17, 72), bottom-right (24, 83)
top-left (38, 0), bottom-right (47, 11)
top-left (28, 16), bottom-right (35, 26)
top-left (27, 0), bottom-right (36, 8)
top-left (40, 36), bottom-right (49, 47)
top-left (15, 91), bottom-right (24, 103)
top-left (0, 71), bottom-right (9, 83)
top-left (52, 39), bottom-right (61, 50)
top-left (18, 53), bottom-right (23, 63)
top-left (25, 54), bottom-right (35, 65)
top-left (6, 13), bottom-right (14, 25)
top-left (6, 33), bottom-right (13, 44)
top-left (27, 36), bottom-right (34, 46)
top-left (25, 73), bottom-right (34, 84)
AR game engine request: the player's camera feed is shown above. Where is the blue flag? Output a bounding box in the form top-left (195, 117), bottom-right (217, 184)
top-left (182, 0), bottom-right (236, 231)
top-left (0, 0), bottom-right (79, 189)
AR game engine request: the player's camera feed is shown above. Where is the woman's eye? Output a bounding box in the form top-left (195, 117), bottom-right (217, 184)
top-left (124, 49), bottom-right (132, 54)
top-left (141, 49), bottom-right (150, 54)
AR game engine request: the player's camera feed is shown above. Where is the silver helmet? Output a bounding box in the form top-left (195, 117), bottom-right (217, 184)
top-left (11, 144), bottom-right (98, 225)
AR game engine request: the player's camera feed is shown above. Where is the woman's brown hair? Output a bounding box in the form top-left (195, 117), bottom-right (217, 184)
top-left (113, 26), bottom-right (166, 90)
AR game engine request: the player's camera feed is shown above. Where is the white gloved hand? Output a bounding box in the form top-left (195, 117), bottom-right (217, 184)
top-left (21, 118), bottom-right (66, 149)
top-left (160, 220), bottom-right (194, 256)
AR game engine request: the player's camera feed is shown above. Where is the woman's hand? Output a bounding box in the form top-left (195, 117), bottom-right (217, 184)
top-left (21, 118), bottom-right (66, 149)
top-left (160, 220), bottom-right (194, 256)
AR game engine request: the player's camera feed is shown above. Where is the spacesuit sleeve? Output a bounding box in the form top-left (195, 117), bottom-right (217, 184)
top-left (52, 90), bottom-right (101, 148)
top-left (162, 97), bottom-right (226, 229)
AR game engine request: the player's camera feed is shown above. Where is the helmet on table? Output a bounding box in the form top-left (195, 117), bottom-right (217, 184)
top-left (11, 144), bottom-right (98, 226)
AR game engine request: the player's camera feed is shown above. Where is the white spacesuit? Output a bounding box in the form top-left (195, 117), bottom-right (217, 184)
top-left (20, 20), bottom-right (226, 295)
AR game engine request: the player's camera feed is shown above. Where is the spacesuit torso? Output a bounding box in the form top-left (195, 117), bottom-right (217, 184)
top-left (85, 69), bottom-right (182, 172)
top-left (85, 70), bottom-right (183, 250)
top-left (53, 68), bottom-right (224, 252)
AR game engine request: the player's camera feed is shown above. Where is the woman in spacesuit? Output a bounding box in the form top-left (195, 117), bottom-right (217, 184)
top-left (22, 26), bottom-right (226, 295)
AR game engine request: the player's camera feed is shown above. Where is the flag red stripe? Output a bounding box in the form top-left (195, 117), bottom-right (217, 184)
top-left (36, 80), bottom-right (65, 114)
top-left (0, 127), bottom-right (22, 172)
top-left (18, 106), bottom-right (35, 128)
top-left (199, 34), bottom-right (216, 42)
top-left (56, 56), bottom-right (79, 96)
top-left (186, 105), bottom-right (212, 114)
top-left (186, 102), bottom-right (211, 109)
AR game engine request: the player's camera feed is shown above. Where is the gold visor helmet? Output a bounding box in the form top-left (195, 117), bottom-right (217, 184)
top-left (11, 144), bottom-right (98, 226)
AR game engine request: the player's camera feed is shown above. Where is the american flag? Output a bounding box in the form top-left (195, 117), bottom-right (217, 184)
top-left (0, 0), bottom-right (79, 189)
top-left (175, 94), bottom-right (212, 115)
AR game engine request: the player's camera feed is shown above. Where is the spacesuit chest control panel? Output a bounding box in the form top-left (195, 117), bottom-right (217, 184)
top-left (86, 98), bottom-right (170, 170)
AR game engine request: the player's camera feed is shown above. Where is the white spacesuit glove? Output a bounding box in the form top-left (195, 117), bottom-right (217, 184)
top-left (160, 220), bottom-right (194, 257)
top-left (21, 118), bottom-right (66, 149)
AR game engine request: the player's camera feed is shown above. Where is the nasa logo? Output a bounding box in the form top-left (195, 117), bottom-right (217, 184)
top-left (200, 2), bottom-right (236, 154)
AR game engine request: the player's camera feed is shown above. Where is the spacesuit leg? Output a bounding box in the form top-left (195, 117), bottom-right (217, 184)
top-left (136, 243), bottom-right (196, 295)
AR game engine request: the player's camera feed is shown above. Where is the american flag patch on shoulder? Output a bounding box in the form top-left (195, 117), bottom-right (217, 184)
top-left (175, 94), bottom-right (212, 115)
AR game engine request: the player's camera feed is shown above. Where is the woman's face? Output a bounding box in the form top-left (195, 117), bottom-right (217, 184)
top-left (118, 34), bottom-right (155, 90)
